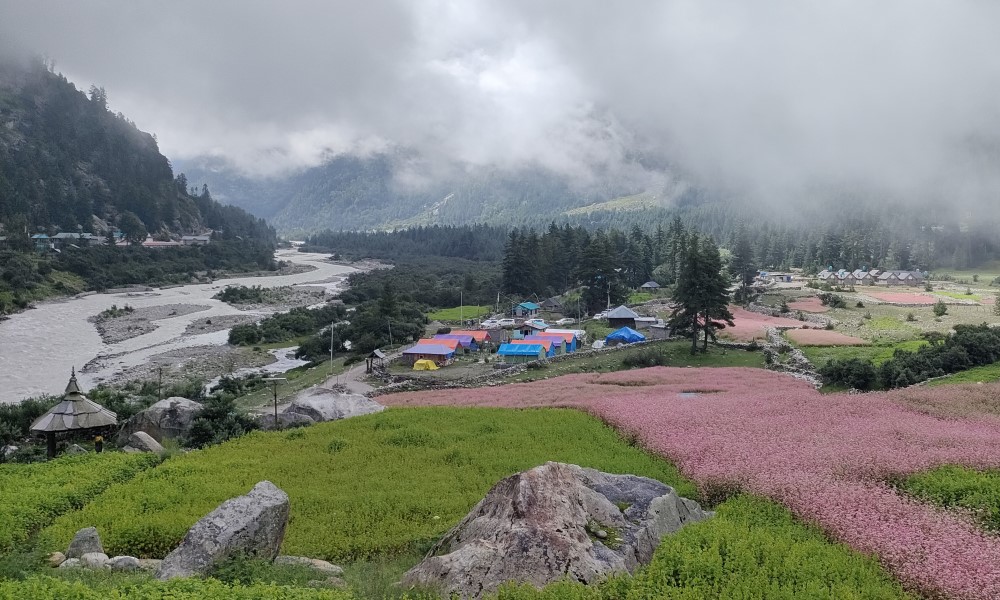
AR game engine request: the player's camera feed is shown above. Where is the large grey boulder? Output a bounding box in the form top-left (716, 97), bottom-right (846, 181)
top-left (283, 387), bottom-right (383, 422)
top-left (156, 481), bottom-right (290, 580)
top-left (66, 527), bottom-right (104, 559)
top-left (80, 552), bottom-right (109, 569)
top-left (117, 397), bottom-right (201, 444)
top-left (108, 555), bottom-right (141, 571)
top-left (257, 412), bottom-right (316, 430)
top-left (123, 431), bottom-right (166, 454)
top-left (401, 462), bottom-right (712, 599)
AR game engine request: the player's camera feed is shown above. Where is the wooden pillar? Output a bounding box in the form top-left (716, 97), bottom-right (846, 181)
top-left (46, 432), bottom-right (56, 459)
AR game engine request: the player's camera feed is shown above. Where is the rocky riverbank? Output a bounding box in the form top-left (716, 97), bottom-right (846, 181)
top-left (86, 344), bottom-right (277, 388)
top-left (89, 304), bottom-right (211, 344)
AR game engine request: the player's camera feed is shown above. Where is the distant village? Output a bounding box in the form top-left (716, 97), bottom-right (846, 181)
top-left (758, 268), bottom-right (927, 287)
top-left (0, 230), bottom-right (213, 252)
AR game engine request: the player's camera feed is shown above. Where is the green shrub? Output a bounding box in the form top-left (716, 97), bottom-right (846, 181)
top-left (933, 300), bottom-right (948, 317)
top-left (0, 453), bottom-right (159, 554)
top-left (0, 575), bottom-right (352, 599)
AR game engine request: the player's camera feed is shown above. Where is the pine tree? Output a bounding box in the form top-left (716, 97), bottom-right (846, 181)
top-left (669, 233), bottom-right (735, 353)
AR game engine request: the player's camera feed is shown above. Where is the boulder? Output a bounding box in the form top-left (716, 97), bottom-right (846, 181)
top-left (137, 558), bottom-right (163, 571)
top-left (108, 555), bottom-right (141, 571)
top-left (257, 412), bottom-right (316, 431)
top-left (117, 397), bottom-right (202, 444)
top-left (283, 387), bottom-right (384, 423)
top-left (47, 552), bottom-right (66, 567)
top-left (58, 558), bottom-right (82, 569)
top-left (2, 445), bottom-right (17, 459)
top-left (274, 555), bottom-right (343, 575)
top-left (401, 462), bottom-right (712, 599)
top-left (66, 527), bottom-right (104, 559)
top-left (156, 481), bottom-right (290, 580)
top-left (122, 431), bottom-right (166, 454)
top-left (80, 552), bottom-right (109, 569)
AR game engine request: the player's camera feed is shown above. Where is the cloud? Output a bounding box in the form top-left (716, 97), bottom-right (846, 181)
top-left (2, 0), bottom-right (1000, 206)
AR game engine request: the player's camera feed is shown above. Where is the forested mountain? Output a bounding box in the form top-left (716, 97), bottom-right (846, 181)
top-left (0, 56), bottom-right (277, 314)
top-left (0, 56), bottom-right (272, 243)
top-left (177, 154), bottom-right (661, 234)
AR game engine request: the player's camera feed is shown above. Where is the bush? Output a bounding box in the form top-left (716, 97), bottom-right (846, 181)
top-left (855, 301), bottom-right (865, 308)
top-left (0, 453), bottom-right (159, 554)
top-left (817, 293), bottom-right (846, 309)
top-left (621, 348), bottom-right (671, 368)
top-left (933, 300), bottom-right (948, 317)
top-left (0, 576), bottom-right (351, 599)
top-left (906, 312), bottom-right (917, 322)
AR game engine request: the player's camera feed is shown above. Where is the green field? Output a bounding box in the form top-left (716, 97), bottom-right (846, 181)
top-left (799, 340), bottom-right (929, 369)
top-left (927, 362), bottom-right (1000, 386)
top-left (425, 305), bottom-right (492, 321)
top-left (934, 290), bottom-right (983, 301)
top-left (39, 408), bottom-right (695, 561)
top-left (5, 407), bottom-right (916, 599)
top-left (0, 453), bottom-right (160, 555)
top-left (902, 465), bottom-right (1000, 532)
top-left (627, 292), bottom-right (654, 304)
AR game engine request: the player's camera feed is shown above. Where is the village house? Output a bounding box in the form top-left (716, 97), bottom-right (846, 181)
top-left (877, 270), bottom-right (925, 286)
top-left (639, 280), bottom-right (661, 290)
top-left (513, 301), bottom-right (540, 318)
top-left (401, 343), bottom-right (455, 366)
top-left (606, 305), bottom-right (640, 329)
top-left (51, 232), bottom-right (101, 249)
top-left (181, 234), bottom-right (212, 245)
top-left (540, 297), bottom-right (563, 312)
top-left (496, 343), bottom-right (546, 363)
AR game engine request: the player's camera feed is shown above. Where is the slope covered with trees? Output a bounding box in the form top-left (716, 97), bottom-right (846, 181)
top-left (0, 56), bottom-right (277, 313)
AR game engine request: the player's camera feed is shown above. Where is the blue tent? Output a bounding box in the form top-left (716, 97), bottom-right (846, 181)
top-left (605, 326), bottom-right (645, 345)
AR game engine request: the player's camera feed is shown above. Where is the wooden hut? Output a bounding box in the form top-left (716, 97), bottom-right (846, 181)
top-left (30, 368), bottom-right (118, 458)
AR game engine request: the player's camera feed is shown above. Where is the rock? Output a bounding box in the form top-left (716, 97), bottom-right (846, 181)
top-left (108, 555), bottom-right (141, 571)
top-left (1, 445), bottom-right (17, 459)
top-left (65, 444), bottom-right (88, 455)
top-left (122, 431), bottom-right (165, 454)
top-left (401, 462), bottom-right (712, 599)
top-left (257, 412), bottom-right (316, 430)
top-left (116, 397), bottom-right (202, 444)
top-left (47, 551), bottom-right (66, 567)
top-left (274, 555), bottom-right (343, 575)
top-left (66, 526), bottom-right (104, 559)
top-left (137, 558), bottom-right (163, 571)
top-left (156, 481), bottom-right (290, 580)
top-left (80, 552), bottom-right (109, 569)
top-left (58, 558), bottom-right (82, 569)
top-left (283, 387), bottom-right (384, 423)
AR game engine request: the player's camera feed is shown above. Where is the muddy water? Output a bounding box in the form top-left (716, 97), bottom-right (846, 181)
top-left (0, 250), bottom-right (355, 404)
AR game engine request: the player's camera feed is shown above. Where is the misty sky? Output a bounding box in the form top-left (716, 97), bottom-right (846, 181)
top-left (3, 0), bottom-right (1000, 205)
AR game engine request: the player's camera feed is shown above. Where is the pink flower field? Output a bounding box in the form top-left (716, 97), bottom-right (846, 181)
top-left (787, 297), bottom-right (829, 312)
top-left (384, 369), bottom-right (1000, 599)
top-left (866, 291), bottom-right (939, 304)
top-left (722, 306), bottom-right (803, 341)
top-left (785, 328), bottom-right (868, 346)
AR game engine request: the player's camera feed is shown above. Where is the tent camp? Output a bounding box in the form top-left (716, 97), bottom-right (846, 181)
top-left (537, 331), bottom-right (578, 352)
top-left (605, 326), bottom-right (646, 345)
top-left (413, 359), bottom-right (439, 371)
top-left (433, 334), bottom-right (478, 351)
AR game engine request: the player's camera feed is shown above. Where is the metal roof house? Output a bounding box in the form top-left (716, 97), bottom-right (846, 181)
top-left (514, 302), bottom-right (540, 317)
top-left (497, 343), bottom-right (546, 363)
top-left (31, 369), bottom-right (118, 457)
top-left (639, 281), bottom-right (661, 289)
top-left (402, 343), bottom-right (455, 366)
top-left (606, 305), bottom-right (640, 329)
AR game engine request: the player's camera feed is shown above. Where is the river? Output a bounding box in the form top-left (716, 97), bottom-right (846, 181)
top-left (0, 250), bottom-right (356, 404)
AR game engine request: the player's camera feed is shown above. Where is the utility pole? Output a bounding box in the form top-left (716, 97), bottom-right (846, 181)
top-left (388, 319), bottom-right (393, 347)
top-left (263, 377), bottom-right (286, 429)
top-left (460, 290), bottom-right (463, 324)
top-left (157, 367), bottom-right (163, 401)
top-left (329, 322), bottom-right (335, 376)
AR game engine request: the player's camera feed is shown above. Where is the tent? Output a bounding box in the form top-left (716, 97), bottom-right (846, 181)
top-left (497, 343), bottom-right (546, 363)
top-left (413, 359), bottom-right (439, 371)
top-left (605, 326), bottom-right (646, 345)
top-left (511, 338), bottom-right (556, 358)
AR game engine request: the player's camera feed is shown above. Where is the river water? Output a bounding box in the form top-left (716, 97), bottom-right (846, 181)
top-left (0, 250), bottom-right (356, 404)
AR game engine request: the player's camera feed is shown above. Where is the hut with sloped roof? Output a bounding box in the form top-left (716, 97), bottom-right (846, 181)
top-left (31, 368), bottom-right (118, 458)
